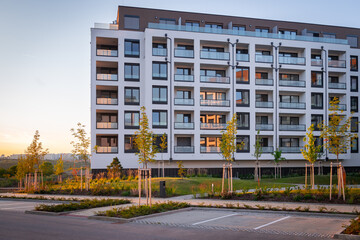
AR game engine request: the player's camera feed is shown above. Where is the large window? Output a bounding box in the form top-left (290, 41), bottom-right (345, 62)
top-left (233, 25), bottom-right (246, 31)
top-left (280, 73), bottom-right (299, 81)
top-left (311, 93), bottom-right (323, 109)
top-left (124, 15), bottom-right (139, 30)
top-left (255, 28), bottom-right (269, 33)
top-left (351, 117), bottom-right (359, 133)
top-left (185, 21), bottom-right (200, 27)
top-left (236, 135), bottom-right (250, 152)
top-left (236, 90), bottom-right (250, 107)
top-left (124, 87), bottom-right (139, 105)
top-left (351, 96), bottom-right (359, 112)
top-left (280, 95), bottom-right (299, 103)
top-left (96, 136), bottom-right (118, 151)
top-left (124, 63), bottom-right (139, 81)
top-left (200, 69), bottom-right (225, 77)
top-left (152, 86), bottom-right (167, 104)
top-left (152, 110), bottom-right (167, 128)
top-left (311, 71), bottom-right (323, 87)
top-left (280, 116), bottom-right (299, 125)
top-left (280, 138), bottom-right (299, 147)
top-left (200, 91), bottom-right (226, 100)
top-left (205, 23), bottom-right (223, 29)
top-left (124, 111), bottom-right (140, 129)
top-left (124, 135), bottom-right (137, 153)
top-left (279, 29), bottom-right (297, 37)
top-left (350, 56), bottom-right (358, 71)
top-left (311, 115), bottom-right (323, 131)
top-left (152, 62), bottom-right (167, 80)
top-left (351, 138), bottom-right (359, 153)
top-left (159, 18), bottom-right (176, 25)
top-left (347, 35), bottom-right (358, 48)
top-left (236, 67), bottom-right (249, 83)
top-left (351, 76), bottom-right (358, 92)
top-left (153, 134), bottom-right (167, 153)
top-left (124, 39), bottom-right (140, 57)
top-left (200, 114), bottom-right (226, 124)
top-left (236, 112), bottom-right (250, 129)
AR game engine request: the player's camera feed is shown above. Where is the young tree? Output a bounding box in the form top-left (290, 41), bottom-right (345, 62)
top-left (272, 149), bottom-right (285, 179)
top-left (39, 162), bottom-right (54, 176)
top-left (54, 156), bottom-right (64, 183)
top-left (16, 156), bottom-right (28, 189)
top-left (301, 124), bottom-right (323, 189)
top-left (107, 157), bottom-right (123, 178)
top-left (177, 161), bottom-right (186, 179)
top-left (158, 133), bottom-right (167, 178)
top-left (253, 131), bottom-right (263, 183)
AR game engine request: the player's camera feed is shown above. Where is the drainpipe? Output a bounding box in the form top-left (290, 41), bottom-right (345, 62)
top-left (321, 46), bottom-right (329, 162)
top-left (165, 33), bottom-right (173, 162)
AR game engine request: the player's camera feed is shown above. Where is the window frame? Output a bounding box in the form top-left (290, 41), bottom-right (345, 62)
top-left (152, 86), bottom-right (168, 104)
top-left (124, 87), bottom-right (140, 105)
top-left (152, 110), bottom-right (168, 129)
top-left (350, 55), bottom-right (358, 71)
top-left (152, 62), bottom-right (168, 80)
top-left (351, 96), bottom-right (359, 112)
top-left (236, 135), bottom-right (250, 153)
top-left (124, 15), bottom-right (140, 30)
top-left (236, 112), bottom-right (250, 130)
top-left (124, 39), bottom-right (140, 58)
top-left (124, 135), bottom-right (138, 153)
top-left (124, 63), bottom-right (140, 81)
top-left (236, 89), bottom-right (250, 107)
top-left (236, 67), bottom-right (250, 84)
top-left (311, 92), bottom-right (323, 109)
top-left (124, 111), bottom-right (140, 129)
top-left (351, 76), bottom-right (358, 92)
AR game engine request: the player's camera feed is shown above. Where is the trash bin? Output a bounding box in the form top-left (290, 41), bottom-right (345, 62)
top-left (160, 181), bottom-right (166, 198)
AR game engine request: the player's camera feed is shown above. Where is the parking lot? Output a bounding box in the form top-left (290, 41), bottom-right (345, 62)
top-left (133, 208), bottom-right (354, 238)
top-left (0, 199), bottom-right (56, 212)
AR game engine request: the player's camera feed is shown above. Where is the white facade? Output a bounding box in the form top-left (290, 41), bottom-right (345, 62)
top-left (90, 18), bottom-right (360, 171)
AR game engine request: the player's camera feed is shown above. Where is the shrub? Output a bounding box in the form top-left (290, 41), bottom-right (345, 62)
top-left (343, 217), bottom-right (360, 235)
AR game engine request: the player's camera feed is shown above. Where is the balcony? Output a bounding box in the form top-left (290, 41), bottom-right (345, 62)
top-left (255, 79), bottom-right (274, 86)
top-left (174, 74), bottom-right (194, 82)
top-left (125, 98), bottom-right (140, 105)
top-left (200, 123), bottom-right (227, 130)
top-left (200, 99), bottom-right (230, 107)
top-left (279, 80), bottom-right (306, 87)
top-left (174, 48), bottom-right (194, 58)
top-left (96, 122), bottom-right (118, 129)
top-left (174, 146), bottom-right (194, 153)
top-left (200, 76), bottom-right (230, 84)
top-left (96, 98), bottom-right (118, 105)
top-left (329, 82), bottom-right (346, 89)
top-left (279, 146), bottom-right (302, 153)
top-left (279, 124), bottom-right (306, 131)
top-left (329, 104), bottom-right (347, 111)
top-left (236, 53), bottom-right (249, 62)
top-left (174, 98), bottom-right (194, 105)
top-left (279, 56), bottom-right (305, 65)
top-left (96, 147), bottom-right (118, 153)
top-left (328, 60), bottom-right (346, 68)
top-left (255, 101), bottom-right (273, 108)
top-left (174, 122), bottom-right (194, 129)
top-left (279, 102), bottom-right (306, 109)
top-left (96, 49), bottom-right (118, 57)
top-left (262, 146), bottom-right (274, 153)
top-left (200, 51), bottom-right (230, 60)
top-left (311, 59), bottom-right (323, 66)
top-left (255, 54), bottom-right (273, 63)
top-left (96, 73), bottom-right (118, 81)
top-left (200, 146), bottom-right (220, 153)
top-left (152, 48), bottom-right (167, 56)
top-left (256, 124), bottom-right (274, 131)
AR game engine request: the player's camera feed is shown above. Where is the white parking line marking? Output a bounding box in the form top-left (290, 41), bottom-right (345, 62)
top-left (192, 213), bottom-right (238, 225)
top-left (1, 206), bottom-right (35, 210)
top-left (254, 216), bottom-right (291, 230)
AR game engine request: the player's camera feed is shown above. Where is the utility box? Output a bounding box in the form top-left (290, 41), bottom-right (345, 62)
top-left (159, 181), bottom-right (166, 198)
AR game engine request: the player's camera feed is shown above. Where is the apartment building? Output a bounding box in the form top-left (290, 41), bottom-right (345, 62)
top-left (91, 6), bottom-right (360, 174)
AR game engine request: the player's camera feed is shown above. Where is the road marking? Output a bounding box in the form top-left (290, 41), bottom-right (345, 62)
top-left (254, 216), bottom-right (290, 230)
top-left (0, 206), bottom-right (35, 210)
top-left (192, 213), bottom-right (238, 225)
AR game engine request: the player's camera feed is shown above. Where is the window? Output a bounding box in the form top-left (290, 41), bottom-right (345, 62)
top-left (236, 49), bottom-right (248, 54)
top-left (236, 67), bottom-right (249, 83)
top-left (176, 90), bottom-right (191, 99)
top-left (314, 137), bottom-right (324, 152)
top-left (236, 135), bottom-right (250, 152)
top-left (202, 46), bottom-right (224, 52)
top-left (236, 90), bottom-right (250, 107)
top-left (152, 86), bottom-right (167, 104)
top-left (124, 87), bottom-right (139, 105)
top-left (280, 95), bottom-right (299, 103)
top-left (280, 116), bottom-right (299, 125)
top-left (347, 36), bottom-right (358, 48)
top-left (152, 62), bottom-right (167, 80)
top-left (311, 54), bottom-right (321, 60)
top-left (124, 135), bottom-right (137, 153)
top-left (323, 33), bottom-right (336, 39)
top-left (96, 90), bottom-right (117, 104)
top-left (351, 117), bottom-right (359, 132)
top-left (176, 68), bottom-right (191, 75)
top-left (96, 136), bottom-right (118, 151)
top-left (96, 113), bottom-right (117, 128)
top-left (311, 71), bottom-right (323, 87)
top-left (176, 113), bottom-right (191, 123)
top-left (124, 15), bottom-right (139, 30)
top-left (279, 29), bottom-right (297, 37)
top-left (306, 31), bottom-right (319, 37)
top-left (256, 116), bottom-right (269, 124)
top-left (279, 52), bottom-right (298, 58)
top-left (200, 137), bottom-right (221, 152)
top-left (185, 21), bottom-right (199, 27)
top-left (200, 91), bottom-right (226, 100)
top-left (205, 23), bottom-right (223, 29)
top-left (351, 76), bottom-right (358, 92)
top-left (256, 72), bottom-right (268, 79)
top-left (152, 110), bottom-right (167, 128)
top-left (236, 113), bottom-right (250, 129)
top-left (200, 69), bottom-right (225, 77)
top-left (329, 76), bottom-right (339, 83)
top-left (177, 137), bottom-right (192, 147)
top-left (311, 115), bottom-right (323, 131)
top-left (200, 114), bottom-right (226, 124)
top-left (311, 93), bottom-right (323, 109)
top-left (124, 39), bottom-right (140, 57)
top-left (351, 138), bottom-right (359, 153)
top-left (256, 94), bottom-right (268, 102)
top-left (233, 25), bottom-right (245, 31)
top-left (124, 63), bottom-right (139, 81)
top-left (152, 43), bottom-right (167, 56)
top-left (153, 135), bottom-right (167, 153)
top-left (255, 28), bottom-right (269, 33)
top-left (351, 96), bottom-right (358, 112)
top-left (280, 73), bottom-right (299, 81)
top-left (124, 111), bottom-right (140, 129)
top-left (159, 18), bottom-right (176, 25)
top-left (280, 138), bottom-right (299, 147)
top-left (350, 56), bottom-right (358, 71)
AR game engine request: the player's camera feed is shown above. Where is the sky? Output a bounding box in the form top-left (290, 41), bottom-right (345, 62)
top-left (0, 0), bottom-right (359, 156)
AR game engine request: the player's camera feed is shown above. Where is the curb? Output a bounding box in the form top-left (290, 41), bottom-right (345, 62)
top-left (334, 234), bottom-right (360, 239)
top-left (25, 210), bottom-right (76, 216)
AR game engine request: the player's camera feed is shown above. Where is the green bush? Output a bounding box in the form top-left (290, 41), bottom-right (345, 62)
top-left (343, 217), bottom-right (360, 235)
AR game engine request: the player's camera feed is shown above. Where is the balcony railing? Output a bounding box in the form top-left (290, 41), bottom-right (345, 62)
top-left (97, 146), bottom-right (118, 153)
top-left (152, 48), bottom-right (167, 56)
top-left (96, 74), bottom-right (118, 81)
top-left (200, 123), bottom-right (227, 130)
top-left (96, 98), bottom-right (118, 105)
top-left (279, 146), bottom-right (302, 153)
top-left (255, 79), bottom-right (274, 86)
top-left (200, 146), bottom-right (221, 153)
top-left (279, 102), bottom-right (306, 109)
top-left (329, 82), bottom-right (346, 89)
top-left (279, 124), bottom-right (306, 131)
top-left (311, 59), bottom-right (323, 66)
top-left (328, 60), bottom-right (346, 68)
top-left (96, 122), bottom-right (118, 129)
top-left (279, 80), bottom-right (306, 87)
top-left (256, 124), bottom-right (274, 131)
top-left (96, 49), bottom-right (118, 57)
top-left (262, 146), bottom-right (274, 153)
top-left (255, 55), bottom-right (273, 63)
top-left (200, 76), bottom-right (230, 84)
top-left (174, 146), bottom-right (194, 153)
top-left (329, 104), bottom-right (347, 111)
top-left (236, 53), bottom-right (249, 62)
top-left (255, 101), bottom-right (273, 108)
top-left (124, 50), bottom-right (140, 57)
top-left (279, 56), bottom-right (305, 65)
top-left (200, 99), bottom-right (230, 107)
top-left (125, 123), bottom-right (139, 129)
top-left (174, 122), bottom-right (194, 129)
top-left (200, 51), bottom-right (230, 60)
top-left (125, 98), bottom-right (140, 105)
top-left (124, 74), bottom-right (139, 81)
top-left (174, 98), bottom-right (194, 105)
top-left (174, 74), bottom-right (194, 82)
top-left (174, 48), bottom-right (194, 58)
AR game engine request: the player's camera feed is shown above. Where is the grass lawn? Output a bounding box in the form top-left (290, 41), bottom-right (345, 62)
top-left (265, 175), bottom-right (360, 185)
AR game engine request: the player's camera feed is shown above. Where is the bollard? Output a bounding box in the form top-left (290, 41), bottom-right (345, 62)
top-left (159, 181), bottom-right (166, 198)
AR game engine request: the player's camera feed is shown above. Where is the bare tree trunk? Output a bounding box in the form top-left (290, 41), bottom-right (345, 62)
top-left (254, 161), bottom-right (258, 182)
top-left (149, 169), bottom-right (152, 207)
top-left (138, 168), bottom-right (141, 206)
top-left (221, 164), bottom-right (225, 193)
top-left (34, 171), bottom-right (38, 191)
top-left (329, 162), bottom-right (333, 200)
top-left (80, 168), bottom-right (83, 191)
